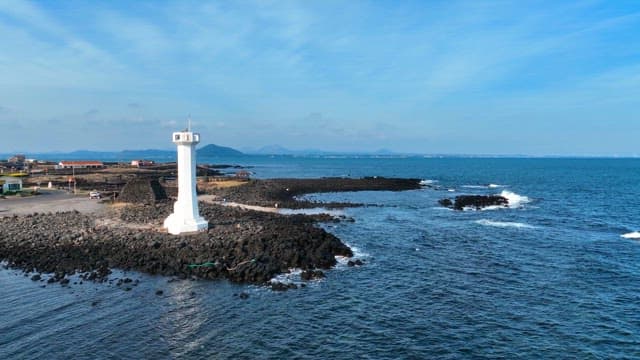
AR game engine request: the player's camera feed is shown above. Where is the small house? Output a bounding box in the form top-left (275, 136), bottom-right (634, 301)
top-left (0, 176), bottom-right (22, 194)
top-left (131, 160), bottom-right (155, 167)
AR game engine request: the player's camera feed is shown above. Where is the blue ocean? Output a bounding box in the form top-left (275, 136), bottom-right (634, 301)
top-left (2, 157), bottom-right (640, 359)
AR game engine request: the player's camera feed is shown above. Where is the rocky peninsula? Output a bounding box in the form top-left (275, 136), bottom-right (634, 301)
top-left (0, 177), bottom-right (422, 287)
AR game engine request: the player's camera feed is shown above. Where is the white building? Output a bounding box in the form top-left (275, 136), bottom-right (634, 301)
top-left (163, 129), bottom-right (208, 235)
top-left (0, 176), bottom-right (22, 193)
top-left (131, 160), bottom-right (155, 167)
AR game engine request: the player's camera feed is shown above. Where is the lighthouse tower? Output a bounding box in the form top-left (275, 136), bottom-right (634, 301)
top-left (163, 127), bottom-right (208, 235)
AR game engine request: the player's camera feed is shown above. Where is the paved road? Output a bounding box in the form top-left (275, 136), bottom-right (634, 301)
top-left (0, 190), bottom-right (105, 215)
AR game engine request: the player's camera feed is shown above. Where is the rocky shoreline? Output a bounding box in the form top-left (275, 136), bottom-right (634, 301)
top-left (205, 177), bottom-right (422, 209)
top-left (0, 177), bottom-right (422, 288)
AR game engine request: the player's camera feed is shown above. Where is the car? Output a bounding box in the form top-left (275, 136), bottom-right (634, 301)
top-left (89, 191), bottom-right (101, 199)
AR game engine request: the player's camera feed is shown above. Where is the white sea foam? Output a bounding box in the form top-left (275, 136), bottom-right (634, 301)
top-left (621, 232), bottom-right (640, 239)
top-left (448, 189), bottom-right (456, 192)
top-left (464, 190), bottom-right (531, 211)
top-left (335, 244), bottom-right (369, 269)
top-left (269, 268), bottom-right (303, 284)
top-left (462, 184), bottom-right (507, 189)
top-left (420, 179), bottom-right (437, 186)
top-left (499, 190), bottom-right (530, 208)
top-left (475, 219), bottom-right (536, 229)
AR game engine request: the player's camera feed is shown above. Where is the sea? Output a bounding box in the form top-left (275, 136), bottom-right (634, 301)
top-left (1, 156), bottom-right (640, 359)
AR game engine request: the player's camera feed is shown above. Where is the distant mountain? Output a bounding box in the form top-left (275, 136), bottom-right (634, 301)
top-left (7, 144), bottom-right (244, 162)
top-left (197, 144), bottom-right (245, 157)
top-left (250, 145), bottom-right (295, 155)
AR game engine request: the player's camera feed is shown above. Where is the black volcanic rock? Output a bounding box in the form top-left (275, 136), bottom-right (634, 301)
top-left (438, 198), bottom-right (453, 207)
top-left (0, 203), bottom-right (353, 285)
top-left (439, 195), bottom-right (509, 210)
top-left (0, 176), bottom-right (423, 286)
top-left (118, 178), bottom-right (167, 204)
top-left (205, 177), bottom-right (422, 209)
top-left (300, 270), bottom-right (325, 280)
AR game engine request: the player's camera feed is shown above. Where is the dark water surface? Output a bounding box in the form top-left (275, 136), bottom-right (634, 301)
top-left (2, 157), bottom-right (640, 359)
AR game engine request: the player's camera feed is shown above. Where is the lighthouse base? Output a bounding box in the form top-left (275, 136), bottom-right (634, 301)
top-left (163, 213), bottom-right (208, 235)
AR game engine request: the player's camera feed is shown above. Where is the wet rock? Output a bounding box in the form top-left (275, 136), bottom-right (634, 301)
top-left (439, 195), bottom-right (508, 210)
top-left (155, 290), bottom-right (163, 296)
top-left (271, 282), bottom-right (290, 291)
top-left (300, 270), bottom-right (325, 281)
top-left (59, 278), bottom-right (70, 285)
top-left (438, 198), bottom-right (453, 207)
top-left (239, 292), bottom-right (249, 299)
top-left (30, 274), bottom-right (41, 281)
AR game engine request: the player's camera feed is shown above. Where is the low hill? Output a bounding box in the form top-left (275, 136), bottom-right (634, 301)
top-left (197, 144), bottom-right (245, 157)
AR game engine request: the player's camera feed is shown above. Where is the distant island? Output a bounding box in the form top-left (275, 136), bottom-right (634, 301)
top-left (0, 144), bottom-right (247, 161)
top-left (197, 144), bottom-right (245, 157)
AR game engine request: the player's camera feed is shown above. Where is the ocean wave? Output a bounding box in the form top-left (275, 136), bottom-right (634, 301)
top-left (621, 231), bottom-right (640, 239)
top-left (470, 191), bottom-right (530, 211)
top-left (499, 190), bottom-right (530, 208)
top-left (270, 268), bottom-right (303, 284)
top-left (462, 183), bottom-right (507, 189)
top-left (475, 219), bottom-right (536, 229)
top-left (420, 179), bottom-right (437, 186)
top-left (335, 243), bottom-right (369, 269)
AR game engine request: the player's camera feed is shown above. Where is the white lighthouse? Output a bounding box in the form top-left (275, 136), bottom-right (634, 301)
top-left (163, 127), bottom-right (208, 235)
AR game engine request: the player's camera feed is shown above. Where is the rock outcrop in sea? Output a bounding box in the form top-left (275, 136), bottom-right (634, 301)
top-left (439, 195), bottom-right (509, 210)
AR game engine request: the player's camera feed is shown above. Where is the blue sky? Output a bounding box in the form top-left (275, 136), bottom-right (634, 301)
top-left (0, 0), bottom-right (638, 155)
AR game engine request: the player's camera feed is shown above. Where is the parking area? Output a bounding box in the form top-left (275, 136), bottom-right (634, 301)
top-left (0, 190), bottom-right (106, 215)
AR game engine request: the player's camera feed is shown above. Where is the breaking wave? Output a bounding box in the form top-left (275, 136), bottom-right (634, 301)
top-left (500, 190), bottom-right (530, 208)
top-left (470, 190), bottom-right (531, 211)
top-left (475, 219), bottom-right (536, 229)
top-left (621, 232), bottom-right (640, 239)
top-left (462, 183), bottom-right (507, 189)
